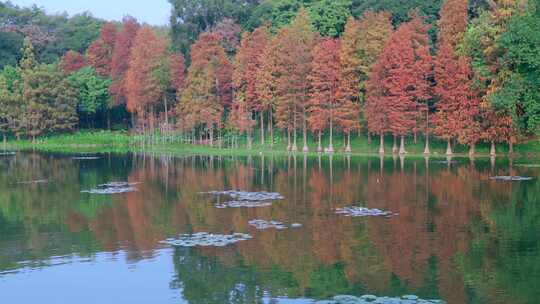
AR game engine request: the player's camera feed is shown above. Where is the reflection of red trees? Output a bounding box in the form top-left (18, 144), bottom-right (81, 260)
top-left (58, 154), bottom-right (517, 300)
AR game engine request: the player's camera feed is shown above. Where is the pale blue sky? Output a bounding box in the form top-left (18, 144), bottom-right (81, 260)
top-left (10, 0), bottom-right (171, 25)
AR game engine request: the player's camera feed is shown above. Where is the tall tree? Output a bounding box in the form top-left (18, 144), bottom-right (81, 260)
top-left (68, 67), bottom-right (112, 128)
top-left (110, 16), bottom-right (140, 107)
top-left (177, 32), bottom-right (231, 146)
top-left (338, 12), bottom-right (392, 142)
top-left (22, 64), bottom-right (78, 141)
top-left (125, 26), bottom-right (168, 132)
top-left (272, 9), bottom-right (316, 152)
top-left (308, 38), bottom-right (341, 152)
top-left (86, 22), bottom-right (117, 77)
top-left (234, 25), bottom-right (269, 146)
top-left (365, 17), bottom-right (431, 155)
top-left (435, 44), bottom-right (481, 155)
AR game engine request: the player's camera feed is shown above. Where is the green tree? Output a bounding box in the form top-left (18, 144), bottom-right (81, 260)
top-left (68, 67), bottom-right (112, 128)
top-left (22, 64), bottom-right (78, 140)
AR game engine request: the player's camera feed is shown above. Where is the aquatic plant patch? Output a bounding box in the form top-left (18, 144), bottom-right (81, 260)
top-left (248, 219), bottom-right (303, 230)
top-left (201, 190), bottom-right (284, 209)
top-left (490, 176), bottom-right (533, 181)
top-left (160, 232), bottom-right (252, 247)
top-left (81, 182), bottom-right (140, 194)
top-left (335, 206), bottom-right (397, 218)
top-left (313, 294), bottom-right (445, 304)
top-left (72, 156), bottom-right (101, 160)
top-left (17, 179), bottom-right (48, 185)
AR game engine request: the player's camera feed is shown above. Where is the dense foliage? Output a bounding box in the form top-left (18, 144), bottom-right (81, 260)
top-left (0, 0), bottom-right (539, 155)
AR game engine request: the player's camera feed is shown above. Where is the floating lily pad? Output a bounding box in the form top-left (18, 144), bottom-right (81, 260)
top-left (312, 294), bottom-right (446, 304)
top-left (160, 232), bottom-right (252, 247)
top-left (17, 179), bottom-right (48, 185)
top-left (201, 190), bottom-right (284, 209)
top-left (202, 190), bottom-right (284, 201)
top-left (335, 206), bottom-right (397, 218)
top-left (216, 200), bottom-right (274, 209)
top-left (515, 164), bottom-right (540, 168)
top-left (82, 182), bottom-right (140, 194)
top-left (72, 156), bottom-right (101, 160)
top-left (490, 176), bottom-right (533, 181)
top-left (249, 219), bottom-right (288, 230)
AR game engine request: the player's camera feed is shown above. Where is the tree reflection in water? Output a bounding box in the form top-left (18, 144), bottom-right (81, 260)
top-left (0, 152), bottom-right (538, 303)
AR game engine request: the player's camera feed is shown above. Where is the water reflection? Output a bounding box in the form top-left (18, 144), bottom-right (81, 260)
top-left (0, 152), bottom-right (539, 304)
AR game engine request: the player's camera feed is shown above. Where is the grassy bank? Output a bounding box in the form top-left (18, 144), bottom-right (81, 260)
top-left (3, 130), bottom-right (540, 157)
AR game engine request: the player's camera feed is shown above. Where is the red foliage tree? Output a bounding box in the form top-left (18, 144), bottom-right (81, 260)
top-left (307, 38), bottom-right (341, 152)
top-left (438, 0), bottom-right (469, 49)
top-left (110, 16), bottom-right (140, 106)
top-left (86, 22), bottom-right (117, 77)
top-left (233, 25), bottom-right (269, 145)
top-left (59, 50), bottom-right (86, 74)
top-left (178, 32), bottom-right (232, 146)
top-left (433, 44), bottom-right (481, 155)
top-left (272, 9), bottom-right (316, 152)
top-left (365, 18), bottom-right (431, 155)
top-left (481, 106), bottom-right (514, 156)
top-left (125, 26), bottom-right (168, 132)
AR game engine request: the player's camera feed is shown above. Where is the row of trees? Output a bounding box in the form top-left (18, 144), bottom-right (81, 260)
top-left (0, 0), bottom-right (538, 155)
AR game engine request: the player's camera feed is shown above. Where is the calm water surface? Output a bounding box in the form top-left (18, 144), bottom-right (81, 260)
top-left (0, 152), bottom-right (539, 304)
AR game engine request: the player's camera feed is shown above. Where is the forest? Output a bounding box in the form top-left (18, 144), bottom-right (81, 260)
top-left (0, 0), bottom-right (539, 155)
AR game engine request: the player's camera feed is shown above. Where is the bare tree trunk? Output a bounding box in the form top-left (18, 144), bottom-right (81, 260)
top-left (424, 110), bottom-right (430, 154)
top-left (392, 135), bottom-right (398, 154)
top-left (269, 112), bottom-right (274, 148)
top-left (345, 132), bottom-right (352, 153)
top-left (367, 132), bottom-right (371, 144)
top-left (292, 117), bottom-right (298, 152)
top-left (379, 133), bottom-right (385, 155)
top-left (209, 127), bottom-right (214, 147)
top-left (247, 131), bottom-right (253, 149)
top-left (399, 136), bottom-right (406, 155)
top-left (2, 134), bottom-right (6, 149)
top-left (287, 129), bottom-right (291, 151)
top-left (446, 139), bottom-right (453, 156)
top-left (260, 112), bottom-right (265, 146)
top-left (317, 131), bottom-right (322, 152)
top-left (328, 111), bottom-right (334, 153)
top-left (469, 142), bottom-right (476, 157)
top-left (490, 141), bottom-right (496, 156)
top-left (302, 111), bottom-right (308, 152)
top-left (509, 141), bottom-right (514, 155)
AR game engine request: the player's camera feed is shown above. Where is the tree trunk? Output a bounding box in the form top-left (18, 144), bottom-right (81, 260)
top-left (424, 134), bottom-right (430, 155)
top-left (260, 112), bottom-right (265, 146)
top-left (509, 141), bottom-right (514, 155)
top-left (399, 136), bottom-right (407, 155)
top-left (328, 112), bottom-right (334, 153)
top-left (367, 132), bottom-right (372, 144)
top-left (287, 129), bottom-right (291, 151)
top-left (345, 132), bottom-right (352, 153)
top-left (379, 133), bottom-right (385, 155)
top-left (469, 143), bottom-right (476, 157)
top-left (164, 95), bottom-right (169, 128)
top-left (107, 110), bottom-right (111, 130)
top-left (209, 127), bottom-right (214, 147)
top-left (292, 118), bottom-right (298, 152)
top-left (317, 131), bottom-right (322, 152)
top-left (490, 141), bottom-right (496, 156)
top-left (302, 112), bottom-right (308, 153)
top-left (413, 131), bottom-right (417, 144)
top-left (392, 135), bottom-right (398, 154)
top-left (446, 140), bottom-right (453, 156)
top-left (247, 132), bottom-right (253, 149)
top-left (269, 113), bottom-right (274, 148)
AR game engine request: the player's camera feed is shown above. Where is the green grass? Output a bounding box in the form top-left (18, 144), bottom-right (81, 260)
top-left (2, 129), bottom-right (539, 157)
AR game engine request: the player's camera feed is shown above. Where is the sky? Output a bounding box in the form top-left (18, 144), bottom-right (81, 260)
top-left (10, 0), bottom-right (171, 25)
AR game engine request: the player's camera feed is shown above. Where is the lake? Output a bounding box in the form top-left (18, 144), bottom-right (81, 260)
top-left (0, 152), bottom-right (539, 304)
